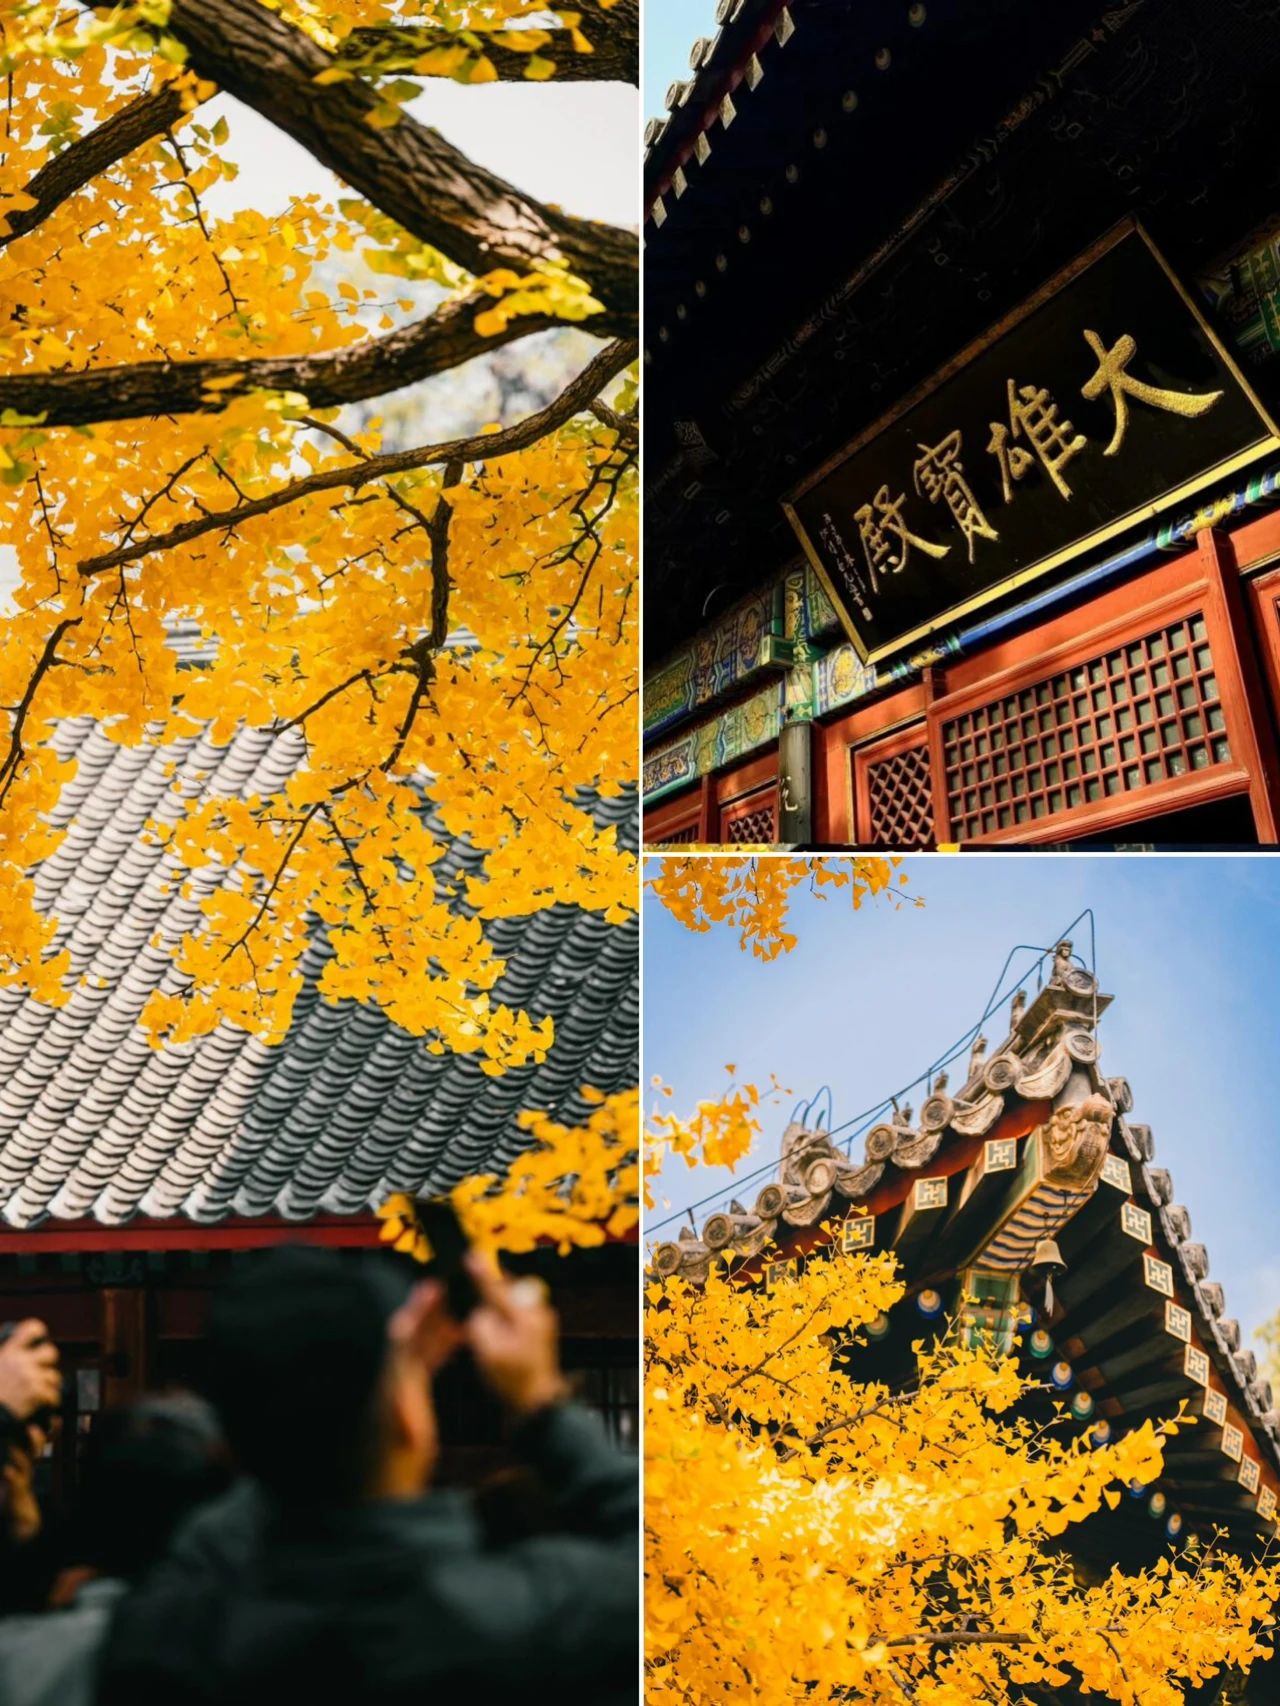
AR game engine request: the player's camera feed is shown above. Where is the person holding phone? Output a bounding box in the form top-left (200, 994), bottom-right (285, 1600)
top-left (0, 1321), bottom-right (62, 1610)
top-left (99, 1242), bottom-right (637, 1704)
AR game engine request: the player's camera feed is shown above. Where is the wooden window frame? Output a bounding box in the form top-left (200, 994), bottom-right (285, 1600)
top-left (653, 522), bottom-right (1280, 848)
top-left (852, 720), bottom-right (936, 848)
top-left (812, 530), bottom-right (1280, 845)
top-left (815, 684), bottom-right (927, 845)
top-left (643, 753), bottom-right (781, 847)
top-left (715, 752), bottom-right (780, 844)
top-left (643, 776), bottom-right (713, 846)
top-left (1248, 561), bottom-right (1280, 741)
top-left (928, 531), bottom-right (1279, 844)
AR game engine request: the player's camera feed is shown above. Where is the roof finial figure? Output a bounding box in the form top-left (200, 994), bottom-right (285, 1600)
top-left (1010, 988), bottom-right (1027, 1028)
top-left (969, 1033), bottom-right (987, 1077)
top-left (1049, 940), bottom-right (1074, 989)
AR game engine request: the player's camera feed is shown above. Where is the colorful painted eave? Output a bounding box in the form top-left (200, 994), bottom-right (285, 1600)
top-left (642, 460), bottom-right (1280, 807)
top-left (649, 959), bottom-right (1280, 1527)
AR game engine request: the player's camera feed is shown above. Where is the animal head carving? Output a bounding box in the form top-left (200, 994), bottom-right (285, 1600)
top-left (1041, 1092), bottom-right (1113, 1190)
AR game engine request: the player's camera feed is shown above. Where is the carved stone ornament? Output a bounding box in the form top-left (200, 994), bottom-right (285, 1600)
top-left (1063, 1028), bottom-right (1099, 1064)
top-left (1048, 940), bottom-right (1097, 997)
top-left (919, 1091), bottom-right (955, 1134)
top-left (1048, 940), bottom-right (1074, 987)
top-left (778, 1124), bottom-right (843, 1227)
top-left (1125, 1122), bottom-right (1155, 1161)
top-left (891, 1130), bottom-right (946, 1170)
top-left (1180, 1241), bottom-right (1209, 1281)
top-left (1145, 1166), bottom-right (1174, 1205)
top-left (1040, 1092), bottom-right (1113, 1191)
top-left (951, 1091), bottom-right (1005, 1137)
top-left (983, 1054), bottom-right (1018, 1093)
top-left (1107, 1076), bottom-right (1134, 1113)
top-left (1163, 1204), bottom-right (1193, 1243)
top-left (703, 1208), bottom-right (765, 1252)
top-left (1012, 1045), bottom-right (1072, 1101)
top-left (754, 1182), bottom-right (785, 1220)
top-left (865, 1123), bottom-right (899, 1161)
top-left (835, 1159), bottom-right (885, 1200)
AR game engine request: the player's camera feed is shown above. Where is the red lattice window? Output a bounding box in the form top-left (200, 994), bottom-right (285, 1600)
top-left (721, 794), bottom-right (777, 844)
top-left (865, 742), bottom-right (934, 848)
top-left (654, 822), bottom-right (700, 845)
top-left (943, 613), bottom-right (1229, 840)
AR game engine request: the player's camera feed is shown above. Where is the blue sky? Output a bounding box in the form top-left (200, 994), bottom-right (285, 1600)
top-left (645, 0), bottom-right (721, 120)
top-left (644, 855), bottom-right (1280, 1351)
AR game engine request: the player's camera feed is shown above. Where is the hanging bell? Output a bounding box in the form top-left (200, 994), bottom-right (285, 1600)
top-left (1029, 1236), bottom-right (1067, 1316)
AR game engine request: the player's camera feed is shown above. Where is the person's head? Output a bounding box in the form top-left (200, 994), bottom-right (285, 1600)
top-left (71, 1394), bottom-right (229, 1582)
top-left (205, 1245), bottom-right (442, 1509)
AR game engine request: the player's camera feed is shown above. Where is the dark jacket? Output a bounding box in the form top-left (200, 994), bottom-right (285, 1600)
top-left (97, 1403), bottom-right (637, 1704)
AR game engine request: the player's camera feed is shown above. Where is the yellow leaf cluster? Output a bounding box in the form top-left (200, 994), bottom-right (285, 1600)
top-left (644, 1067), bottom-right (790, 1207)
top-left (377, 1082), bottom-right (637, 1259)
top-left (646, 855), bottom-right (915, 960)
top-left (646, 1247), bottom-right (1280, 1704)
top-left (472, 263), bottom-right (605, 338)
top-left (0, 9), bottom-right (637, 1069)
top-left (270, 3), bottom-right (611, 92)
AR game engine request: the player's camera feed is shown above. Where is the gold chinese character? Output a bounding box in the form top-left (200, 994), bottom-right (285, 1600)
top-left (854, 484), bottom-right (950, 592)
top-left (988, 381), bottom-right (1088, 502)
top-left (1080, 329), bottom-right (1224, 456)
top-left (913, 430), bottom-right (999, 563)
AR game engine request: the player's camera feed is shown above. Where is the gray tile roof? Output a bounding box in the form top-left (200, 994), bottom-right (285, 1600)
top-left (0, 718), bottom-right (636, 1228)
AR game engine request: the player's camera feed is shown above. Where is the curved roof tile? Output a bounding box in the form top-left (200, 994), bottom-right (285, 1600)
top-left (0, 720), bottom-right (637, 1228)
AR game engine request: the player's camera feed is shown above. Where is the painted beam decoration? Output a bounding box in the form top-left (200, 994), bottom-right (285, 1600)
top-left (784, 221), bottom-right (1280, 662)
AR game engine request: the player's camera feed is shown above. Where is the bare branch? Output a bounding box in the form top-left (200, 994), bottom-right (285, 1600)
top-left (219, 801), bottom-right (322, 963)
top-left (505, 436), bottom-right (634, 740)
top-left (590, 397), bottom-right (638, 448)
top-left (274, 668), bottom-right (379, 734)
top-left (77, 337), bottom-right (636, 576)
top-left (0, 290), bottom-right (595, 428)
top-left (1, 86), bottom-right (189, 249)
top-left (381, 456), bottom-right (464, 774)
top-left (0, 617), bottom-right (82, 807)
top-left (321, 805), bottom-right (395, 957)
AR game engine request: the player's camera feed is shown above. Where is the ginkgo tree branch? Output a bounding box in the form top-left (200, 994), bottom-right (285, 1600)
top-left (342, 0), bottom-right (639, 87)
top-left (82, 0), bottom-right (636, 322)
top-left (0, 85), bottom-right (190, 249)
top-left (0, 288), bottom-right (608, 427)
top-left (506, 434), bottom-right (635, 745)
top-left (77, 336), bottom-right (636, 575)
top-left (0, 616), bottom-right (81, 808)
top-left (589, 397), bottom-right (638, 448)
top-left (384, 455), bottom-right (465, 774)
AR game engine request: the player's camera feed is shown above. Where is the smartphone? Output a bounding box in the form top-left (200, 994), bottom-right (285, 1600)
top-left (415, 1197), bottom-right (480, 1320)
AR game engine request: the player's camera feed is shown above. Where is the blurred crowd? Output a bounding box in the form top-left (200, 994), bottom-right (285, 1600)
top-left (0, 1248), bottom-right (637, 1704)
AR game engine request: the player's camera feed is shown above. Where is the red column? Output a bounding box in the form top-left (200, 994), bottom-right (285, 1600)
top-left (1198, 527), bottom-right (1280, 843)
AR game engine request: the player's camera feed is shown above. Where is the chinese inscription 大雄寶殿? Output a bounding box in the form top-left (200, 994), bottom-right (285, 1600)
top-left (850, 327), bottom-right (1224, 593)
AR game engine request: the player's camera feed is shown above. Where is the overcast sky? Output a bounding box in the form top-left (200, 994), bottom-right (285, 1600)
top-left (205, 76), bottom-right (638, 227)
top-left (645, 853), bottom-right (1280, 1354)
